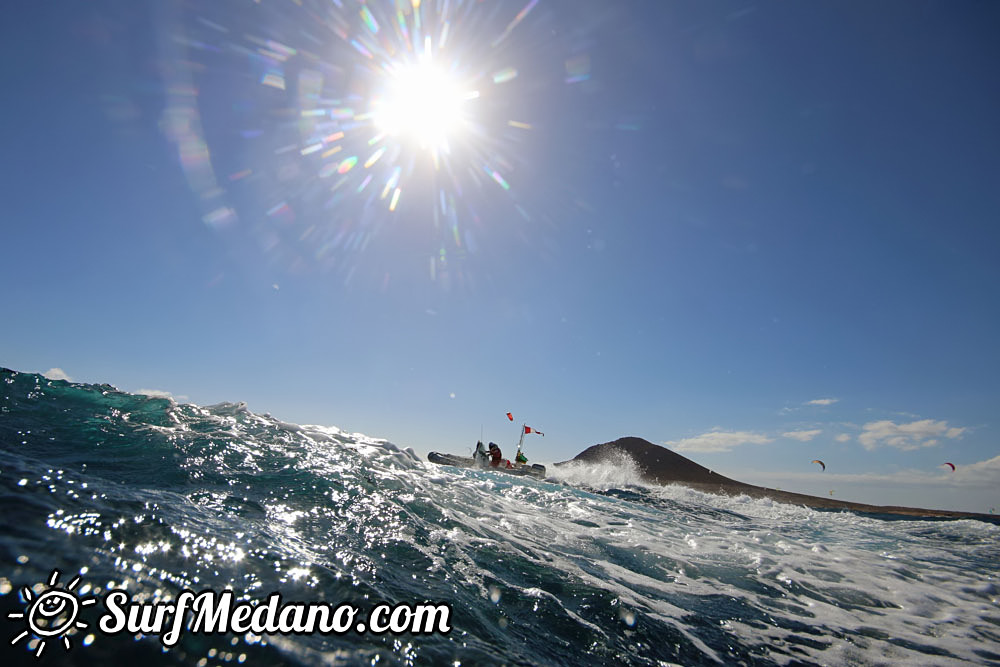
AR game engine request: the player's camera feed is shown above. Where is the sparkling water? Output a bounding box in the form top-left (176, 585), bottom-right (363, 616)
top-left (2, 369), bottom-right (998, 665)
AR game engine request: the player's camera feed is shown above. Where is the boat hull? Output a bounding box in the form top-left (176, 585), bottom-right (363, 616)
top-left (428, 452), bottom-right (546, 479)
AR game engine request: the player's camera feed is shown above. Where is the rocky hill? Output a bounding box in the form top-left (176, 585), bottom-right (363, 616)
top-left (559, 437), bottom-right (995, 520)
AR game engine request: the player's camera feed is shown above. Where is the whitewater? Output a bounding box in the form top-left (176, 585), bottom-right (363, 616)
top-left (1, 369), bottom-right (998, 666)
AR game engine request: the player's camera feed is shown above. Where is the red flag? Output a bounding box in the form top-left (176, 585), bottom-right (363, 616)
top-left (506, 412), bottom-right (514, 421)
top-left (524, 425), bottom-right (544, 436)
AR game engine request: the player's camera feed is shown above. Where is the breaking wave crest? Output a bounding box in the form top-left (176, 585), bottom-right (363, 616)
top-left (547, 447), bottom-right (652, 491)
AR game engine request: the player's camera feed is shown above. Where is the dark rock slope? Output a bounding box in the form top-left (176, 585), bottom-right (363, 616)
top-left (559, 436), bottom-right (995, 521)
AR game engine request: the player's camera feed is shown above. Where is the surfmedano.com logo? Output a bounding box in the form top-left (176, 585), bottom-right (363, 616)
top-left (8, 568), bottom-right (452, 658)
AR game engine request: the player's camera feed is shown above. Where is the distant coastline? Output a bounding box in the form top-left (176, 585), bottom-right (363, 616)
top-left (558, 436), bottom-right (997, 521)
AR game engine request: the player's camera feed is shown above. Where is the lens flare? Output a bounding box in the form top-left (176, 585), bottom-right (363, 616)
top-left (157, 0), bottom-right (573, 287)
top-left (373, 59), bottom-right (471, 152)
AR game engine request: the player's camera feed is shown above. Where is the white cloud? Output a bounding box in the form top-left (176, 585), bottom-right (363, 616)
top-left (806, 398), bottom-right (838, 406)
top-left (42, 368), bottom-right (72, 381)
top-left (666, 429), bottom-right (773, 453)
top-left (949, 454), bottom-right (1000, 484)
top-left (834, 433), bottom-right (851, 443)
top-left (782, 429), bottom-right (822, 442)
top-left (858, 419), bottom-right (966, 451)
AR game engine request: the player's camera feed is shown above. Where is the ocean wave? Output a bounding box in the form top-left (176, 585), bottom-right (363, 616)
top-left (2, 368), bottom-right (998, 666)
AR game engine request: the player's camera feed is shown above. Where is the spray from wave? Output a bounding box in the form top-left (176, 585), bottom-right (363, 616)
top-left (547, 447), bottom-right (650, 491)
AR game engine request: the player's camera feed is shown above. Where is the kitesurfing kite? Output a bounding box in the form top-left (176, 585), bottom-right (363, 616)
top-left (943, 462), bottom-right (955, 471)
top-left (811, 459), bottom-right (826, 471)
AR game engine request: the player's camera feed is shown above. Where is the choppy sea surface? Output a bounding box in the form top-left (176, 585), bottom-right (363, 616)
top-left (2, 368), bottom-right (999, 666)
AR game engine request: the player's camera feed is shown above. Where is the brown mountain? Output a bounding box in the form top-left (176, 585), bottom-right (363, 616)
top-left (559, 437), bottom-right (995, 520)
top-left (569, 436), bottom-right (746, 488)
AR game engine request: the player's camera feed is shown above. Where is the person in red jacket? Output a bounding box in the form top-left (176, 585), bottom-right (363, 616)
top-left (487, 442), bottom-right (503, 468)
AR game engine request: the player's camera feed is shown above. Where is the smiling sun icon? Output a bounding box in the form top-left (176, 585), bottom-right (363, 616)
top-left (8, 569), bottom-right (97, 658)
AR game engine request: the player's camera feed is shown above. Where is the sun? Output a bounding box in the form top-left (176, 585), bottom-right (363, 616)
top-left (372, 58), bottom-right (474, 153)
top-left (7, 569), bottom-right (96, 658)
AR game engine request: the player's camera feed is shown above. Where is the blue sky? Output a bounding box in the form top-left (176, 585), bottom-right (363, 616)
top-left (4, 1), bottom-right (999, 513)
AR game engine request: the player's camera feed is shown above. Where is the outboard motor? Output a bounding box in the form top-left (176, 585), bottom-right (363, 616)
top-left (473, 440), bottom-right (489, 467)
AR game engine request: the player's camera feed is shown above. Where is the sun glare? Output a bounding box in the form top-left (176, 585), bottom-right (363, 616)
top-left (373, 59), bottom-right (473, 152)
top-left (164, 0), bottom-right (546, 283)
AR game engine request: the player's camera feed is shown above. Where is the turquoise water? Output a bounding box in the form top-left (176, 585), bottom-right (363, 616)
top-left (2, 368), bottom-right (999, 665)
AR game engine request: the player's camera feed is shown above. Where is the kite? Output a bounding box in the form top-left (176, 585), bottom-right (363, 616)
top-left (943, 462), bottom-right (955, 471)
top-left (811, 459), bottom-right (826, 471)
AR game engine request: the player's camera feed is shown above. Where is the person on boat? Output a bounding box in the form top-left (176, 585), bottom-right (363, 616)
top-left (515, 449), bottom-right (528, 464)
top-left (487, 442), bottom-right (503, 468)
